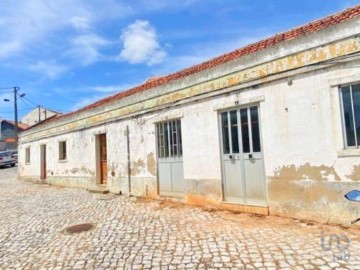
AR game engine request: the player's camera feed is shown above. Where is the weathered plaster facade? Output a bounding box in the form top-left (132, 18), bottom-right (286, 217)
top-left (19, 9), bottom-right (360, 226)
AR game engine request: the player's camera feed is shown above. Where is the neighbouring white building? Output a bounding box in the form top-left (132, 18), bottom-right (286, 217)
top-left (19, 6), bottom-right (360, 226)
top-left (21, 106), bottom-right (58, 126)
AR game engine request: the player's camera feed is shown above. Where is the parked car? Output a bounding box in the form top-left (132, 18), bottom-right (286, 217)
top-left (0, 151), bottom-right (16, 167)
top-left (9, 150), bottom-right (18, 163)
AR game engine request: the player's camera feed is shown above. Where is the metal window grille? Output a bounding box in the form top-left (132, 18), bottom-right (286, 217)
top-left (156, 120), bottom-right (182, 158)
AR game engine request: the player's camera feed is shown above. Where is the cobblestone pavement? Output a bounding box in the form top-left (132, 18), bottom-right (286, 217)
top-left (0, 167), bottom-right (359, 270)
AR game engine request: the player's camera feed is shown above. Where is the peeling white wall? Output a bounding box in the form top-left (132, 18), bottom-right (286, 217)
top-left (17, 20), bottom-right (360, 225)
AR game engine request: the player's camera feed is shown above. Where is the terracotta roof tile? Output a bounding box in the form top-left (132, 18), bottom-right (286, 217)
top-left (38, 5), bottom-right (360, 126)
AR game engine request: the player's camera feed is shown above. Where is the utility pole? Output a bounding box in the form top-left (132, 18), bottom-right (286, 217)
top-left (3, 86), bottom-right (25, 149)
top-left (14, 87), bottom-right (19, 147)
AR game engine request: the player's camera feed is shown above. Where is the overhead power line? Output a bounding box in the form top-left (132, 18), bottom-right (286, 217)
top-left (19, 97), bottom-right (34, 110)
top-left (21, 96), bottom-right (38, 106)
top-left (20, 96), bottom-right (70, 113)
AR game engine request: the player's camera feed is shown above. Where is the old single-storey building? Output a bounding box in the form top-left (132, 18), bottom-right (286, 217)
top-left (19, 6), bottom-right (360, 226)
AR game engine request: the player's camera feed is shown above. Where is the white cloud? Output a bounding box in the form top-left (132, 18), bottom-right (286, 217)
top-left (0, 0), bottom-right (130, 62)
top-left (67, 34), bottom-right (110, 66)
top-left (69, 16), bottom-right (91, 32)
top-left (0, 1), bottom-right (78, 58)
top-left (0, 41), bottom-right (22, 58)
top-left (28, 61), bottom-right (68, 79)
top-left (118, 20), bottom-right (166, 65)
top-left (91, 84), bottom-right (133, 93)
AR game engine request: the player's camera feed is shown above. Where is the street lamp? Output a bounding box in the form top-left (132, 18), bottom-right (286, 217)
top-left (3, 87), bottom-right (26, 147)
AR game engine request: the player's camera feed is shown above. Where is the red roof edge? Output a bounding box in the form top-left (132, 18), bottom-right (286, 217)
top-left (33, 4), bottom-right (360, 127)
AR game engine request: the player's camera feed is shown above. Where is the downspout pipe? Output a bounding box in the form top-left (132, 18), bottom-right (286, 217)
top-left (126, 125), bottom-right (131, 194)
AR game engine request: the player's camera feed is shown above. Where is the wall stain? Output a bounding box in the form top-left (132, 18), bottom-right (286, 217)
top-left (70, 168), bottom-right (79, 174)
top-left (131, 159), bottom-right (145, 176)
top-left (147, 152), bottom-right (156, 176)
top-left (346, 165), bottom-right (360, 181)
top-left (68, 166), bottom-right (94, 175)
top-left (268, 181), bottom-right (340, 203)
top-left (270, 163), bottom-right (340, 181)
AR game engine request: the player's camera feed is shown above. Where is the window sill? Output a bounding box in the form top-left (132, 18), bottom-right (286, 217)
top-left (25, 162), bottom-right (31, 165)
top-left (58, 159), bottom-right (68, 163)
top-left (337, 149), bottom-right (360, 157)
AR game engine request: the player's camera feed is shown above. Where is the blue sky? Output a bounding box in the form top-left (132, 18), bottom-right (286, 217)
top-left (0, 0), bottom-right (359, 121)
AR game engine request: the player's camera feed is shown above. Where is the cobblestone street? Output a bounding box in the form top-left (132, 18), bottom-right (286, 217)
top-left (0, 167), bottom-right (359, 270)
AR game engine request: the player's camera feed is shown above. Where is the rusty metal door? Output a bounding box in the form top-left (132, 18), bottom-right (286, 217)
top-left (99, 134), bottom-right (107, 184)
top-left (40, 144), bottom-right (46, 180)
top-left (220, 105), bottom-right (266, 205)
top-left (156, 120), bottom-right (184, 197)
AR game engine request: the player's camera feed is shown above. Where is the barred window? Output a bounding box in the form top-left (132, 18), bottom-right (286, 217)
top-left (156, 120), bottom-right (182, 158)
